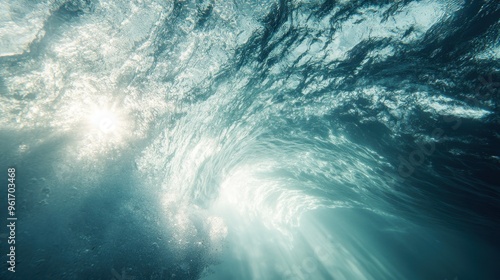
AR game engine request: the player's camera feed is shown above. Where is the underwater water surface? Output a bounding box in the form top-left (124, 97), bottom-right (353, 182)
top-left (0, 0), bottom-right (499, 279)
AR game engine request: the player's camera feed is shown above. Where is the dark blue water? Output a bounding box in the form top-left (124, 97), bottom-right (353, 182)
top-left (0, 0), bottom-right (499, 279)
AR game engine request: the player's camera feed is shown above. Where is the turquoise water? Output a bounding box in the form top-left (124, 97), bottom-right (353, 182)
top-left (0, 0), bottom-right (499, 279)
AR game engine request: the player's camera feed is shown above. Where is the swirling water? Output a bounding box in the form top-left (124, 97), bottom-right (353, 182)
top-left (0, 0), bottom-right (499, 279)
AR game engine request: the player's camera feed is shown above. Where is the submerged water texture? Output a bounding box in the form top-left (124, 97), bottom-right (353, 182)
top-left (0, 0), bottom-right (499, 279)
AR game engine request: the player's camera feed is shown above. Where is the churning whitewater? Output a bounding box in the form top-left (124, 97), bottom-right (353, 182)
top-left (0, 0), bottom-right (499, 279)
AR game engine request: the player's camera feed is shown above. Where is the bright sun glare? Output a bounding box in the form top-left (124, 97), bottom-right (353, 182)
top-left (91, 109), bottom-right (117, 133)
top-left (75, 104), bottom-right (131, 159)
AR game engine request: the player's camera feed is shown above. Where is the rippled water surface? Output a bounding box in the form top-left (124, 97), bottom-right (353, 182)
top-left (0, 0), bottom-right (499, 279)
